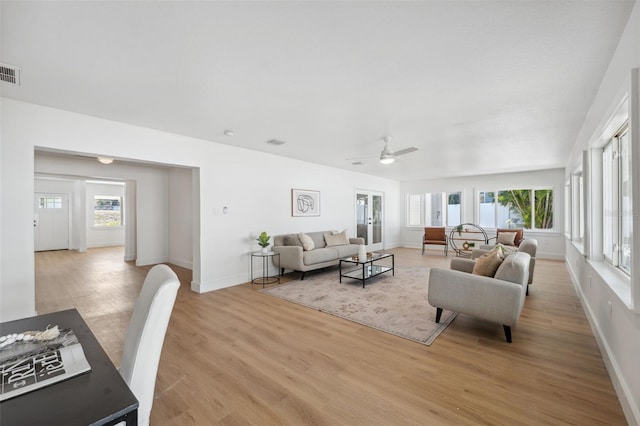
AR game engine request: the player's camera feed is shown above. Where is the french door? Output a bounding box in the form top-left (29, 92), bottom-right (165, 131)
top-left (355, 190), bottom-right (384, 251)
top-left (34, 193), bottom-right (69, 251)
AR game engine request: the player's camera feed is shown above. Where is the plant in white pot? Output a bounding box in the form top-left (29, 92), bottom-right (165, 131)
top-left (256, 231), bottom-right (271, 253)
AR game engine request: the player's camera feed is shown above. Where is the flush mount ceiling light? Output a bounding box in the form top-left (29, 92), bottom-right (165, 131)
top-left (224, 129), bottom-right (234, 137)
top-left (97, 157), bottom-right (114, 165)
top-left (266, 139), bottom-right (286, 146)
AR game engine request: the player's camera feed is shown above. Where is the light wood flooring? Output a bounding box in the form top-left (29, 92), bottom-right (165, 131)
top-left (35, 247), bottom-right (627, 425)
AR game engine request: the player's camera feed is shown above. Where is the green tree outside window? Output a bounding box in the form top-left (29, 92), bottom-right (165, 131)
top-left (497, 189), bottom-right (553, 229)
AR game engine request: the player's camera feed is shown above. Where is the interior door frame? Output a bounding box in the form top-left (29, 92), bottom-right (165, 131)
top-left (354, 189), bottom-right (384, 251)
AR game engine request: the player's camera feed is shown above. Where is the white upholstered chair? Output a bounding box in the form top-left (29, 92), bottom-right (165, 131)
top-left (428, 252), bottom-right (530, 343)
top-left (120, 264), bottom-right (180, 426)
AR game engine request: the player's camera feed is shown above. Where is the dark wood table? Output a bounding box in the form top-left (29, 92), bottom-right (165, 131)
top-left (0, 308), bottom-right (138, 425)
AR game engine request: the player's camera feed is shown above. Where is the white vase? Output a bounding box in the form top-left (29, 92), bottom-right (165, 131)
top-left (261, 246), bottom-right (269, 254)
top-left (358, 245), bottom-right (367, 260)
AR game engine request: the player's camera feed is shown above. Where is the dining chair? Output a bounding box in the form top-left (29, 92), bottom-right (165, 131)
top-left (119, 264), bottom-right (180, 426)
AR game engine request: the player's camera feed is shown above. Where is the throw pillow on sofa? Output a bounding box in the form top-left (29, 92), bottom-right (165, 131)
top-left (324, 230), bottom-right (349, 247)
top-left (283, 235), bottom-right (303, 247)
top-left (472, 246), bottom-right (504, 277)
top-left (298, 233), bottom-right (315, 251)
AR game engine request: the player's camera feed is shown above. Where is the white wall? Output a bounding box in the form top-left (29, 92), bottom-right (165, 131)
top-left (564, 3), bottom-right (640, 424)
top-left (400, 168), bottom-right (566, 259)
top-left (0, 98), bottom-right (401, 321)
top-left (168, 167), bottom-right (193, 269)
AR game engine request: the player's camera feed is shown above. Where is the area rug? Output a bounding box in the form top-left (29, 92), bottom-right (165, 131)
top-left (260, 266), bottom-right (456, 345)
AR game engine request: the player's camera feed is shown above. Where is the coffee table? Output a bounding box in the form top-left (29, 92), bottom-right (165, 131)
top-left (339, 252), bottom-right (394, 288)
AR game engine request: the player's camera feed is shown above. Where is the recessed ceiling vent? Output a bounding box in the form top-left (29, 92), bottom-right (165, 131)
top-left (0, 63), bottom-right (21, 85)
top-left (266, 139), bottom-right (286, 146)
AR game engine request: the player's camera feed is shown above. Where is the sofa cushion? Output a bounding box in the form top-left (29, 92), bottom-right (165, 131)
top-left (324, 230), bottom-right (350, 247)
top-left (472, 246), bottom-right (504, 277)
top-left (308, 232), bottom-right (327, 249)
top-left (497, 232), bottom-right (517, 246)
top-left (298, 233), bottom-right (315, 251)
top-left (283, 235), bottom-right (303, 247)
top-left (332, 244), bottom-right (360, 258)
top-left (303, 248), bottom-right (338, 265)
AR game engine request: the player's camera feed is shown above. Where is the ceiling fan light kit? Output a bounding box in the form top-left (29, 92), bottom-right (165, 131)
top-left (379, 155), bottom-right (395, 164)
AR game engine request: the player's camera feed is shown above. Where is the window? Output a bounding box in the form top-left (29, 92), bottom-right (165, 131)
top-left (94, 195), bottom-right (124, 227)
top-left (406, 191), bottom-right (462, 227)
top-left (568, 174), bottom-right (585, 242)
top-left (39, 196), bottom-right (62, 209)
top-left (407, 194), bottom-right (422, 226)
top-left (478, 189), bottom-right (554, 230)
top-left (602, 124), bottom-right (631, 274)
top-left (446, 192), bottom-right (461, 226)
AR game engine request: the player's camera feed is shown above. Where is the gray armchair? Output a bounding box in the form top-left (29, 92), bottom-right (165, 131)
top-left (428, 251), bottom-right (531, 343)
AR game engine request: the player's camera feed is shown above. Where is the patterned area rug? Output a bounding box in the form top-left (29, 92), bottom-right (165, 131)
top-left (260, 266), bottom-right (456, 345)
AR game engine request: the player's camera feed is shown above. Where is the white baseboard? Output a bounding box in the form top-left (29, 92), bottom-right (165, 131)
top-left (169, 257), bottom-right (192, 270)
top-left (192, 272), bottom-right (247, 293)
top-left (566, 259), bottom-right (640, 426)
top-left (135, 256), bottom-right (168, 267)
top-left (88, 241), bottom-right (125, 248)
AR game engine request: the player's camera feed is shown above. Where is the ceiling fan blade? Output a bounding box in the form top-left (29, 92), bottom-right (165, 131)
top-left (393, 147), bottom-right (419, 157)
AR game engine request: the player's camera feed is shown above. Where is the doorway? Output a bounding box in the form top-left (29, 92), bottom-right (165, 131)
top-left (34, 192), bottom-right (69, 251)
top-left (355, 190), bottom-right (384, 251)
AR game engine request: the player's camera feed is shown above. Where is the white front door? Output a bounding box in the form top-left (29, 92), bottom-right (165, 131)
top-left (34, 193), bottom-right (69, 251)
top-left (355, 190), bottom-right (384, 251)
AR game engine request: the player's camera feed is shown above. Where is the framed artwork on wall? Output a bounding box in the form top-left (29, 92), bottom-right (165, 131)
top-left (291, 189), bottom-right (320, 217)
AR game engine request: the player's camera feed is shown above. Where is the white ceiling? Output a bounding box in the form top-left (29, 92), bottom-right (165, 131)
top-left (1, 1), bottom-right (635, 181)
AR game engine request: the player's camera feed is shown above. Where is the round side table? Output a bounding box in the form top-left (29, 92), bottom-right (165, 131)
top-left (250, 251), bottom-right (281, 287)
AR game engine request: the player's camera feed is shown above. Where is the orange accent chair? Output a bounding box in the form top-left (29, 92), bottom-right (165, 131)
top-left (422, 227), bottom-right (448, 256)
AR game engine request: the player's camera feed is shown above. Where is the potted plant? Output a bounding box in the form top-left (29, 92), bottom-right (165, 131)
top-left (256, 231), bottom-right (271, 253)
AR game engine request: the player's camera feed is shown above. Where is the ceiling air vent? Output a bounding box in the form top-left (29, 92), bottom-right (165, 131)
top-left (266, 139), bottom-right (286, 146)
top-left (0, 63), bottom-right (21, 85)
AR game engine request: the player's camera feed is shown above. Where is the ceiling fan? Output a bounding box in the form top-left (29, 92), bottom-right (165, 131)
top-left (347, 136), bottom-right (419, 164)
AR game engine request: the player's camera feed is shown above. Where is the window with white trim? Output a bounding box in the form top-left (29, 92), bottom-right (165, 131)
top-left (94, 195), bottom-right (124, 227)
top-left (478, 189), bottom-right (554, 230)
top-left (602, 124), bottom-right (631, 274)
top-left (406, 191), bottom-right (462, 227)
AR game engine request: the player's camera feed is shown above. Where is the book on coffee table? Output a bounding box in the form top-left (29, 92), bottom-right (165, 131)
top-left (0, 327), bottom-right (91, 401)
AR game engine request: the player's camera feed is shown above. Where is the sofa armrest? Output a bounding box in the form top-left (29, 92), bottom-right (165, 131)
top-left (450, 258), bottom-right (475, 274)
top-left (272, 245), bottom-right (304, 271)
top-left (428, 268), bottom-right (526, 326)
top-left (349, 237), bottom-right (365, 245)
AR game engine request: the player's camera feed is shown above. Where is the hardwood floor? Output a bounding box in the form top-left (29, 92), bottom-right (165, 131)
top-left (35, 247), bottom-right (627, 425)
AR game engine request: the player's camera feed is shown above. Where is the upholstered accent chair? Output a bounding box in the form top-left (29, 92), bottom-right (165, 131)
top-left (422, 227), bottom-right (448, 256)
top-left (428, 251), bottom-right (531, 343)
top-left (486, 228), bottom-right (524, 247)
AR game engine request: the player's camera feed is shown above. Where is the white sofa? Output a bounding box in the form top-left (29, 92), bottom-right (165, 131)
top-left (272, 230), bottom-right (364, 279)
top-left (428, 251), bottom-right (531, 343)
